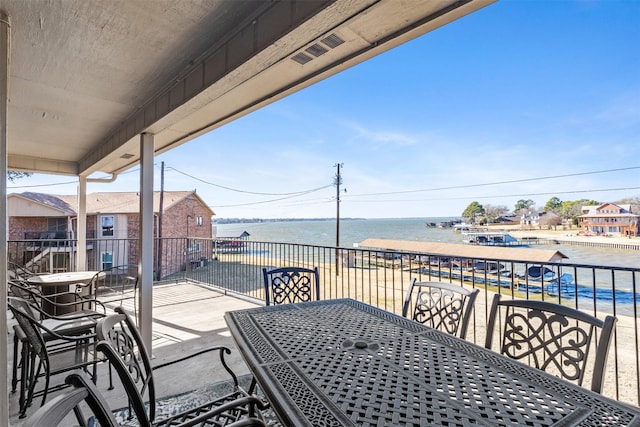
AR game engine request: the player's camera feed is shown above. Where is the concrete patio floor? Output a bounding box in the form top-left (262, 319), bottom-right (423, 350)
top-left (7, 282), bottom-right (262, 426)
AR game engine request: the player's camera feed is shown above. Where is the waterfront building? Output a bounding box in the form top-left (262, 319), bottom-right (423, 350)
top-left (578, 203), bottom-right (639, 237)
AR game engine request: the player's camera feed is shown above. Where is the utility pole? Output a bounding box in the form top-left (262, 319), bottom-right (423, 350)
top-left (334, 163), bottom-right (344, 275)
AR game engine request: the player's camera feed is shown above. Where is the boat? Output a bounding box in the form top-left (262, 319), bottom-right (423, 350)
top-left (452, 222), bottom-right (472, 232)
top-left (438, 220), bottom-right (461, 228)
top-left (473, 261), bottom-right (508, 274)
top-left (515, 265), bottom-right (575, 293)
top-left (462, 231), bottom-right (520, 246)
top-left (522, 265), bottom-right (556, 280)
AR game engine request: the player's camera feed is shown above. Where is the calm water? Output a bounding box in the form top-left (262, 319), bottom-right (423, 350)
top-left (215, 217), bottom-right (640, 269)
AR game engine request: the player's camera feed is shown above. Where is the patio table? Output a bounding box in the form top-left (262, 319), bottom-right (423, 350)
top-left (27, 271), bottom-right (102, 315)
top-left (225, 298), bottom-right (640, 427)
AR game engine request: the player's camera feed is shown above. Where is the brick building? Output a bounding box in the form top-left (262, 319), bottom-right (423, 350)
top-left (8, 190), bottom-right (213, 277)
top-left (578, 203), bottom-right (639, 237)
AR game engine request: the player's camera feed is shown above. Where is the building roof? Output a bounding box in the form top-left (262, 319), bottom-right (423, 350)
top-left (580, 203), bottom-right (636, 217)
top-left (356, 238), bottom-right (568, 263)
top-left (9, 192), bottom-right (77, 216)
top-left (215, 230), bottom-right (250, 239)
top-left (11, 191), bottom-right (213, 216)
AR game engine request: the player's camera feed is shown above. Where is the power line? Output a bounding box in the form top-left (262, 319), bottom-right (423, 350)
top-left (346, 166), bottom-right (640, 197)
top-left (343, 185), bottom-right (640, 204)
top-left (210, 189), bottom-right (333, 208)
top-left (166, 166), bottom-right (332, 196)
top-left (8, 180), bottom-right (78, 189)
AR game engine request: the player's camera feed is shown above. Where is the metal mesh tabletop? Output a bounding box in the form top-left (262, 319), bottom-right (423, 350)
top-left (225, 299), bottom-right (640, 427)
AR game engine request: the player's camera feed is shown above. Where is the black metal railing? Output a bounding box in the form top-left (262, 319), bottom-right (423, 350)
top-left (7, 237), bottom-right (640, 406)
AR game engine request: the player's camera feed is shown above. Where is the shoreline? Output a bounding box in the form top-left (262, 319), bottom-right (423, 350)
top-left (486, 225), bottom-right (640, 250)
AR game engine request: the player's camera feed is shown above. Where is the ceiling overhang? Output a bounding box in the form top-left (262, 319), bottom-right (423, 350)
top-left (2, 0), bottom-right (496, 177)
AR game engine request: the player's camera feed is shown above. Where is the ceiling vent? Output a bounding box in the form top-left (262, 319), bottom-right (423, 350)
top-left (321, 34), bottom-right (345, 49)
top-left (305, 43), bottom-right (328, 57)
top-left (120, 153), bottom-right (134, 159)
top-left (291, 33), bottom-right (345, 65)
top-left (291, 52), bottom-right (313, 65)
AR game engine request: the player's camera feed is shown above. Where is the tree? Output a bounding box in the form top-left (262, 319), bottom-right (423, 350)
top-left (514, 199), bottom-right (535, 212)
top-left (538, 212), bottom-right (562, 229)
top-left (7, 171), bottom-right (32, 182)
top-left (557, 199), bottom-right (600, 226)
top-left (544, 197), bottom-right (562, 213)
top-left (462, 201), bottom-right (485, 224)
top-left (484, 204), bottom-right (509, 224)
top-left (615, 196), bottom-right (640, 214)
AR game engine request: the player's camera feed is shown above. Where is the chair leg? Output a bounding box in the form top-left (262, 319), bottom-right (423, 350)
top-left (72, 404), bottom-right (89, 427)
top-left (18, 343), bottom-right (30, 417)
top-left (248, 377), bottom-right (257, 395)
top-left (40, 368), bottom-right (51, 408)
top-left (108, 360), bottom-right (114, 390)
top-left (21, 355), bottom-right (41, 418)
top-left (12, 333), bottom-right (19, 392)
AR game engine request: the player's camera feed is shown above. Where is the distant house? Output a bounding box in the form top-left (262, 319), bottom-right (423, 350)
top-left (494, 215), bottom-right (519, 225)
top-left (578, 203), bottom-right (639, 237)
top-left (8, 190), bottom-right (213, 277)
top-left (520, 211), bottom-right (544, 226)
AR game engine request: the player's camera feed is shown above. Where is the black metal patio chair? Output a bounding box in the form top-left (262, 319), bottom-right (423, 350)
top-left (485, 294), bottom-right (617, 393)
top-left (9, 279), bottom-right (107, 317)
top-left (8, 261), bottom-right (38, 281)
top-left (75, 264), bottom-right (138, 306)
top-left (8, 281), bottom-right (106, 402)
top-left (8, 297), bottom-right (102, 418)
top-left (262, 266), bottom-right (320, 306)
top-left (402, 279), bottom-right (479, 339)
top-left (96, 306), bottom-right (268, 427)
top-left (23, 371), bottom-right (118, 427)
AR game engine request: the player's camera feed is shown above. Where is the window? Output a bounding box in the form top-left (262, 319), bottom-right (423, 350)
top-left (196, 216), bottom-right (203, 226)
top-left (47, 218), bottom-right (67, 232)
top-left (188, 242), bottom-right (202, 253)
top-left (101, 215), bottom-right (114, 236)
top-left (101, 252), bottom-right (113, 270)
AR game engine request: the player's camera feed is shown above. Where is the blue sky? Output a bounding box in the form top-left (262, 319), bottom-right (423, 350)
top-left (9, 0), bottom-right (640, 219)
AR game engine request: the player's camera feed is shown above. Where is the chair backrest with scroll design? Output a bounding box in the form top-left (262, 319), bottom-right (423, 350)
top-left (24, 371), bottom-right (118, 427)
top-left (485, 294), bottom-right (616, 393)
top-left (402, 279), bottom-right (479, 339)
top-left (96, 307), bottom-right (266, 426)
top-left (95, 307), bottom-right (156, 423)
top-left (262, 266), bottom-right (320, 306)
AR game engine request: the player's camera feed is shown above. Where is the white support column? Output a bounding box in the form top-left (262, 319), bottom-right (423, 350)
top-left (139, 133), bottom-right (154, 353)
top-left (77, 175), bottom-right (87, 271)
top-left (0, 11), bottom-right (9, 426)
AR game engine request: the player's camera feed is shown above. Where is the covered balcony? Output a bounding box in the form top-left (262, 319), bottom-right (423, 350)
top-left (3, 1), bottom-right (639, 425)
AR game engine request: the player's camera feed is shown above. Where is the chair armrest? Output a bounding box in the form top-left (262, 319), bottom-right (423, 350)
top-left (29, 297), bottom-right (107, 319)
top-left (152, 346), bottom-right (240, 388)
top-left (35, 320), bottom-right (97, 342)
